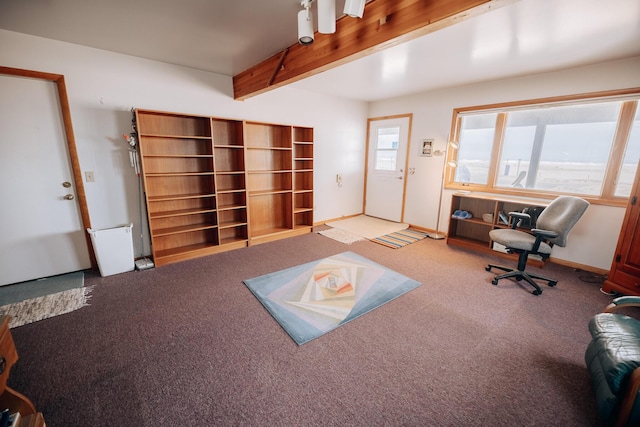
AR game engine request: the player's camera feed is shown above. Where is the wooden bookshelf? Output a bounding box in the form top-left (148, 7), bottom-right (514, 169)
top-left (136, 110), bottom-right (313, 266)
top-left (293, 127), bottom-right (314, 230)
top-left (243, 121), bottom-right (314, 244)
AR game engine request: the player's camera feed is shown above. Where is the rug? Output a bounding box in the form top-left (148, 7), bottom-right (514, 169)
top-left (325, 215), bottom-right (408, 239)
top-left (317, 228), bottom-right (365, 244)
top-left (370, 229), bottom-right (428, 249)
top-left (0, 271), bottom-right (92, 328)
top-left (243, 251), bottom-right (421, 345)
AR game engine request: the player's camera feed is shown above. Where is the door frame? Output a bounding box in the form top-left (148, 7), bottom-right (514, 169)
top-left (363, 113), bottom-right (413, 222)
top-left (0, 66), bottom-right (96, 269)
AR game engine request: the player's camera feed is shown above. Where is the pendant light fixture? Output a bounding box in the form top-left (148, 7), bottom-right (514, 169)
top-left (317, 0), bottom-right (336, 34)
top-left (343, 0), bottom-right (365, 18)
top-left (298, 0), bottom-right (365, 46)
top-left (298, 0), bottom-right (314, 45)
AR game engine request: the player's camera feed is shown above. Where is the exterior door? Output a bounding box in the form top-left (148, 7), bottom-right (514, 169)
top-left (364, 115), bottom-right (411, 222)
top-left (0, 74), bottom-right (91, 286)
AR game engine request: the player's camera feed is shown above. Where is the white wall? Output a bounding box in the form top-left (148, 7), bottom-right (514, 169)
top-left (369, 56), bottom-right (640, 270)
top-left (0, 29), bottom-right (368, 258)
top-left (2, 28), bottom-right (637, 270)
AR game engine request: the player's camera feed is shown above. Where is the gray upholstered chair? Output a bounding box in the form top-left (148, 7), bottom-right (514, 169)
top-left (485, 195), bottom-right (589, 295)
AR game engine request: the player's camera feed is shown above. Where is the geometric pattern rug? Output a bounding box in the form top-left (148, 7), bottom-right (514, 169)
top-left (243, 251), bottom-right (421, 345)
top-left (369, 229), bottom-right (428, 249)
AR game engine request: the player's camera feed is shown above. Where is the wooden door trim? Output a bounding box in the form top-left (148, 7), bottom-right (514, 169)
top-left (0, 66), bottom-right (96, 269)
top-left (363, 114), bottom-right (413, 222)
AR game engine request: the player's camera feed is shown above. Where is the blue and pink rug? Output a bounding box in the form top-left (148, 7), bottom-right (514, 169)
top-left (243, 251), bottom-right (421, 345)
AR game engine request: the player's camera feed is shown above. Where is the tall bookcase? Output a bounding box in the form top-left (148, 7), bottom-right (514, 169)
top-left (135, 110), bottom-right (313, 266)
top-left (293, 127), bottom-right (314, 229)
top-left (244, 122), bottom-right (314, 244)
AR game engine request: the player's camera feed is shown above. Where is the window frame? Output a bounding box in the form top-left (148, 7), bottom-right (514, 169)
top-left (373, 125), bottom-right (401, 172)
top-left (445, 88), bottom-right (640, 206)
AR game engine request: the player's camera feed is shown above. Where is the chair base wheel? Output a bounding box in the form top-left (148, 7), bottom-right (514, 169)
top-left (487, 263), bottom-right (554, 296)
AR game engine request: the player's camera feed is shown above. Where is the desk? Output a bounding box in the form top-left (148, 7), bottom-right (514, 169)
top-left (0, 316), bottom-right (45, 427)
top-left (446, 192), bottom-right (549, 267)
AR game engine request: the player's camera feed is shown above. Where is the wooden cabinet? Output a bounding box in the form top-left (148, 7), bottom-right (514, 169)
top-left (603, 165), bottom-right (640, 296)
top-left (0, 316), bottom-right (45, 427)
top-left (446, 193), bottom-right (549, 267)
top-left (136, 110), bottom-right (313, 266)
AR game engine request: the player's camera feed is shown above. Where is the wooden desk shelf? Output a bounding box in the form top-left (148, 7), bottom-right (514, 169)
top-left (446, 193), bottom-right (549, 267)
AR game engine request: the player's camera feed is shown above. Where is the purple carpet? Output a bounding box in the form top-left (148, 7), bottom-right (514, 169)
top-left (6, 227), bottom-right (612, 426)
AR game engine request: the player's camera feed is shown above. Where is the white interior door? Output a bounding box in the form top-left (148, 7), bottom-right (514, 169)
top-left (364, 116), bottom-right (411, 222)
top-left (0, 74), bottom-right (91, 286)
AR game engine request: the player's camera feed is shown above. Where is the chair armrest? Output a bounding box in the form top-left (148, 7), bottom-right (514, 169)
top-left (531, 229), bottom-right (559, 240)
top-left (605, 296), bottom-right (640, 313)
top-left (507, 211), bottom-right (531, 229)
top-left (615, 367), bottom-right (640, 427)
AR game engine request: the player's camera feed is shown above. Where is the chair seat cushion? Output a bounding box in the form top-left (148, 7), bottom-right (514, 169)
top-left (587, 313), bottom-right (640, 394)
top-left (488, 229), bottom-right (553, 254)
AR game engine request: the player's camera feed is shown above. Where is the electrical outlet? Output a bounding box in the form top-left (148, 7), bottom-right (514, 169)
top-left (85, 171), bottom-right (95, 182)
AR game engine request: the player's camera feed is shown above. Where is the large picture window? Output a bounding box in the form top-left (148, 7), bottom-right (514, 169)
top-left (448, 89), bottom-right (640, 203)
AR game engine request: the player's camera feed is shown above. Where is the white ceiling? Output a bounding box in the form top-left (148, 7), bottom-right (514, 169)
top-left (1, 0), bottom-right (639, 102)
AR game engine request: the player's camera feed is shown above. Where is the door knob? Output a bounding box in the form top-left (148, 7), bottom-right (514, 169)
top-left (395, 176), bottom-right (403, 180)
top-left (62, 181), bottom-right (72, 188)
top-left (64, 194), bottom-right (75, 200)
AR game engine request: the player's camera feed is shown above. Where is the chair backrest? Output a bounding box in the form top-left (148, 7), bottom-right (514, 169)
top-left (536, 196), bottom-right (589, 247)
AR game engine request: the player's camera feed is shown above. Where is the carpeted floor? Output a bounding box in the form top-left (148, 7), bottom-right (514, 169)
top-left (6, 229), bottom-right (613, 426)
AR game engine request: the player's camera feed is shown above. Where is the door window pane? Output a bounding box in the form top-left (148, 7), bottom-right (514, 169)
top-left (455, 113), bottom-right (497, 184)
top-left (375, 127), bottom-right (399, 171)
top-left (615, 106), bottom-right (640, 197)
top-left (496, 102), bottom-right (620, 195)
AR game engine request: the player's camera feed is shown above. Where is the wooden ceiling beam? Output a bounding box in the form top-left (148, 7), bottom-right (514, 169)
top-left (233, 0), bottom-right (513, 100)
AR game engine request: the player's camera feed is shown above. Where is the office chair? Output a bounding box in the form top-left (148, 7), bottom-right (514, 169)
top-left (485, 196), bottom-right (589, 295)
